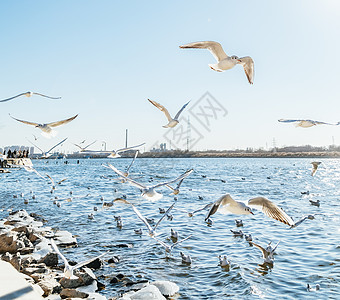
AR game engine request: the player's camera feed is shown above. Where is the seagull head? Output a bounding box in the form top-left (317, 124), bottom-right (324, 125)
top-left (244, 205), bottom-right (254, 215)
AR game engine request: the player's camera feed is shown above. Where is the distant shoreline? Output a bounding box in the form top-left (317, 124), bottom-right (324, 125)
top-left (42, 151), bottom-right (340, 160)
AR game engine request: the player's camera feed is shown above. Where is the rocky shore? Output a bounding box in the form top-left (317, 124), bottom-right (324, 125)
top-left (0, 209), bottom-right (180, 299)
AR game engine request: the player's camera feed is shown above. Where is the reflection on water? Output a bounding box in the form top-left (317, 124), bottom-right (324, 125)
top-left (1, 157), bottom-right (340, 299)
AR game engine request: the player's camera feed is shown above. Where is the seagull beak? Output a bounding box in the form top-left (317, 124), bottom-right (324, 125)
top-left (250, 211), bottom-right (254, 215)
top-left (237, 59), bottom-right (242, 63)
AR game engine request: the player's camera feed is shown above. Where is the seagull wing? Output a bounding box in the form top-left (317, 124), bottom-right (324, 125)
top-left (46, 137), bottom-right (68, 154)
top-left (106, 163), bottom-right (146, 189)
top-left (32, 92), bottom-right (61, 99)
top-left (271, 240), bottom-right (280, 253)
top-left (238, 56), bottom-right (254, 84)
top-left (154, 202), bottom-right (176, 230)
top-left (72, 251), bottom-right (108, 270)
top-left (46, 174), bottom-right (55, 186)
top-left (153, 169), bottom-right (193, 189)
top-left (192, 202), bottom-right (213, 215)
top-left (0, 92), bottom-right (31, 102)
top-left (57, 178), bottom-right (67, 185)
top-left (171, 234), bottom-right (192, 250)
top-left (278, 119), bottom-right (303, 123)
top-left (126, 150), bottom-right (139, 174)
top-left (47, 114), bottom-right (78, 128)
top-left (32, 168), bottom-right (45, 179)
top-left (179, 41), bottom-right (228, 62)
top-left (50, 239), bottom-right (69, 268)
top-left (174, 101), bottom-right (190, 120)
top-left (248, 197), bottom-right (295, 226)
top-left (9, 115), bottom-right (39, 127)
top-left (114, 199), bottom-right (154, 233)
top-left (83, 140), bottom-right (97, 150)
top-left (148, 99), bottom-right (173, 122)
top-left (27, 139), bottom-right (44, 153)
top-left (249, 241), bottom-right (267, 259)
top-left (152, 236), bottom-right (169, 249)
top-left (116, 142), bottom-right (145, 154)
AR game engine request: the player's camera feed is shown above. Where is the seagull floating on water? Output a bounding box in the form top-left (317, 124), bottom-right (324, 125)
top-left (309, 199), bottom-right (320, 207)
top-left (114, 199), bottom-right (175, 237)
top-left (0, 91), bottom-right (61, 102)
top-left (180, 252), bottom-right (192, 264)
top-left (50, 239), bottom-right (107, 279)
top-left (235, 219), bottom-right (243, 227)
top-left (170, 228), bottom-right (179, 242)
top-left (311, 162), bottom-right (321, 176)
top-left (148, 99), bottom-right (190, 128)
top-left (218, 255), bottom-right (231, 269)
top-left (205, 194), bottom-right (294, 227)
top-left (307, 283), bottom-right (320, 292)
top-left (278, 119), bottom-right (340, 128)
top-left (10, 114), bottom-right (78, 138)
top-left (179, 41), bottom-right (254, 84)
top-left (230, 229), bottom-right (244, 237)
top-left (106, 164), bottom-right (193, 201)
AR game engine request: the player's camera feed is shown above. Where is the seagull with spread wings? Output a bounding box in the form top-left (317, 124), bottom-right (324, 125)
top-left (107, 143), bottom-right (145, 158)
top-left (179, 41), bottom-right (254, 84)
top-left (205, 194), bottom-right (294, 227)
top-left (250, 241), bottom-right (280, 264)
top-left (106, 164), bottom-right (193, 200)
top-left (50, 239), bottom-right (107, 279)
top-left (311, 161), bottom-right (321, 176)
top-left (114, 199), bottom-right (175, 237)
top-left (152, 234), bottom-right (192, 255)
top-left (28, 137), bottom-right (67, 158)
top-left (0, 91), bottom-right (61, 102)
top-left (73, 140), bottom-right (97, 152)
top-left (278, 119), bottom-right (340, 128)
top-left (10, 114), bottom-right (78, 138)
top-left (148, 99), bottom-right (190, 128)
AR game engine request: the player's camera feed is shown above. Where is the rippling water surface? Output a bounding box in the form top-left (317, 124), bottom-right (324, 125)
top-left (1, 157), bottom-right (340, 299)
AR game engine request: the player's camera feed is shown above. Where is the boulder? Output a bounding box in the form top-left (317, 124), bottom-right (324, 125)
top-left (151, 281), bottom-right (179, 297)
top-left (0, 231), bottom-right (25, 253)
top-left (60, 288), bottom-right (89, 299)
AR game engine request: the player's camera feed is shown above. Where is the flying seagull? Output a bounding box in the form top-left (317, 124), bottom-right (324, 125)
top-left (311, 162), bottom-right (321, 176)
top-left (179, 41), bottom-right (254, 84)
top-left (278, 119), bottom-right (340, 128)
top-left (152, 235), bottom-right (192, 255)
top-left (107, 143), bottom-right (145, 158)
top-left (250, 241), bottom-right (280, 264)
top-left (74, 140), bottom-right (97, 152)
top-left (28, 137), bottom-right (67, 158)
top-left (106, 164), bottom-right (193, 200)
top-left (50, 239), bottom-right (107, 279)
top-left (205, 194), bottom-right (294, 227)
top-left (175, 202), bottom-right (213, 217)
top-left (114, 198), bottom-right (175, 237)
top-left (22, 165), bottom-right (45, 180)
top-left (0, 91), bottom-right (61, 102)
top-left (10, 114), bottom-right (78, 138)
top-left (148, 99), bottom-right (190, 128)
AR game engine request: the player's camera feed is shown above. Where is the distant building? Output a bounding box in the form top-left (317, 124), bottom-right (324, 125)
top-left (150, 143), bottom-right (168, 152)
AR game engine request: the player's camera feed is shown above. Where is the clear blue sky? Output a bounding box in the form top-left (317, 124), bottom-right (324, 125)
top-left (1, 0), bottom-right (340, 153)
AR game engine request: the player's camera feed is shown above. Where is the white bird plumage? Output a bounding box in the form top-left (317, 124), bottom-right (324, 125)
top-left (50, 239), bottom-right (107, 279)
top-left (28, 137), bottom-right (67, 158)
top-left (148, 99), bottom-right (190, 128)
top-left (0, 91), bottom-right (61, 102)
top-left (278, 119), bottom-right (340, 128)
top-left (311, 161), bottom-right (321, 176)
top-left (179, 41), bottom-right (254, 84)
top-left (205, 194), bottom-right (294, 227)
top-left (152, 234), bottom-right (192, 254)
top-left (250, 240), bottom-right (280, 264)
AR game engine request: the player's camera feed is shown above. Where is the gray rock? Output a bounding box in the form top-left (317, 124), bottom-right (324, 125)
top-left (39, 252), bottom-right (58, 267)
top-left (60, 288), bottom-right (89, 299)
top-left (0, 231), bottom-right (25, 253)
top-left (38, 278), bottom-right (60, 297)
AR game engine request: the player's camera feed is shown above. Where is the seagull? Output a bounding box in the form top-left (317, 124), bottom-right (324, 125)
top-left (10, 114), bottom-right (78, 138)
top-left (170, 228), bottom-right (179, 242)
top-left (49, 239), bottom-right (107, 279)
top-left (28, 137), bottom-right (67, 158)
top-left (278, 119), bottom-right (340, 128)
top-left (180, 252), bottom-right (192, 264)
top-left (309, 199), bottom-right (320, 207)
top-left (179, 41), bottom-right (254, 84)
top-left (148, 99), bottom-right (190, 128)
top-left (0, 91), bottom-right (61, 102)
top-left (307, 284), bottom-right (320, 292)
top-left (74, 140), bottom-right (97, 152)
top-left (106, 164), bottom-right (193, 201)
top-left (230, 229), bottom-right (244, 237)
top-left (245, 234), bottom-right (253, 242)
top-left (174, 202), bottom-right (213, 217)
top-left (152, 235), bottom-right (192, 255)
top-left (250, 241), bottom-right (280, 264)
top-left (219, 255), bottom-right (231, 269)
top-left (311, 162), bottom-right (321, 176)
top-left (113, 199), bottom-right (175, 237)
top-left (205, 194), bottom-right (294, 227)
top-left (235, 219), bottom-right (243, 227)
top-left (290, 214), bottom-right (320, 228)
top-left (107, 143), bottom-right (145, 158)
top-left (134, 228), bottom-right (143, 235)
top-left (165, 169), bottom-right (193, 195)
